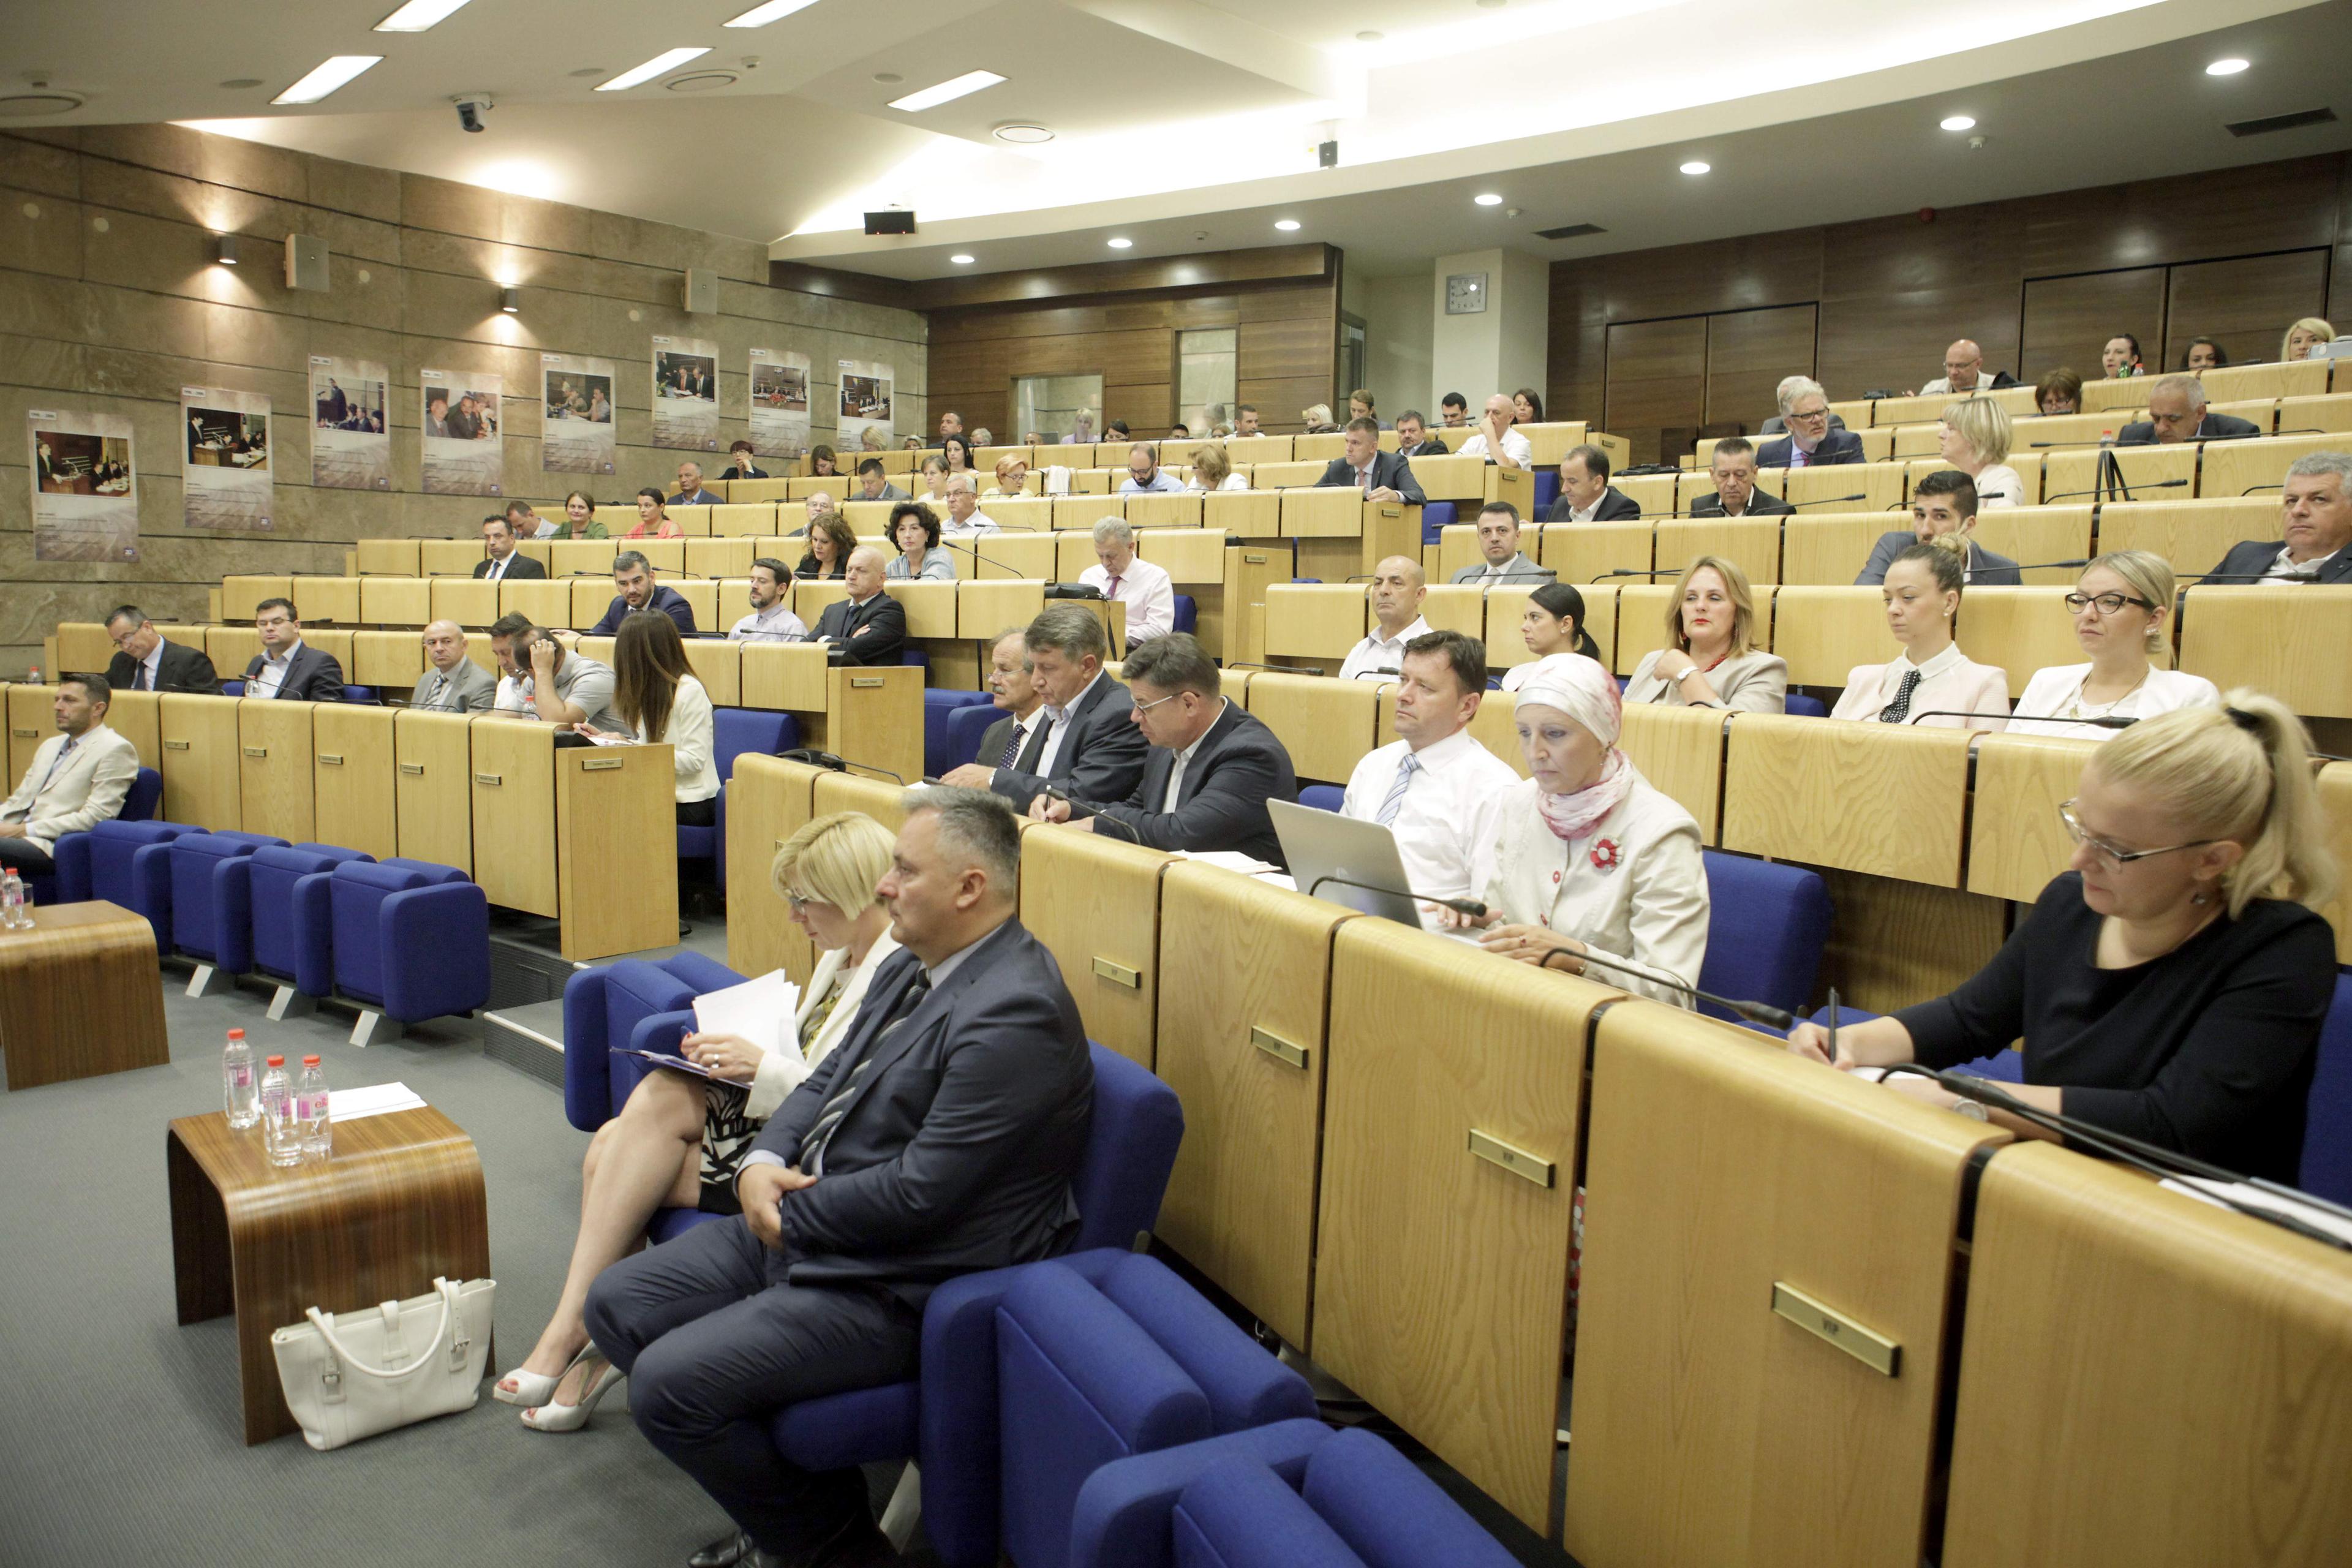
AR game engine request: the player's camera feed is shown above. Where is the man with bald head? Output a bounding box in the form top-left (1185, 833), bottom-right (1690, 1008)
top-left (810, 545), bottom-right (906, 665)
top-left (2117, 374), bottom-right (2264, 446)
top-left (800, 492), bottom-right (836, 533)
top-left (409, 620), bottom-right (497, 712)
top-left (1340, 556), bottom-right (1434, 680)
top-left (1919, 338), bottom-right (2018, 396)
top-left (1456, 393), bottom-right (1532, 471)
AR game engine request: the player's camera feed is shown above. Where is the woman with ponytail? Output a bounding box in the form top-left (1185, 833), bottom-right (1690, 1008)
top-left (1787, 691), bottom-right (2339, 1181)
top-left (1502, 582), bottom-right (1602, 688)
top-left (1830, 531), bottom-right (2010, 730)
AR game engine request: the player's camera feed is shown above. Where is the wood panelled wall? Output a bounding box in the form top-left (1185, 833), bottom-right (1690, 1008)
top-left (1550, 152), bottom-right (2352, 464)
top-left (926, 245), bottom-right (1340, 440)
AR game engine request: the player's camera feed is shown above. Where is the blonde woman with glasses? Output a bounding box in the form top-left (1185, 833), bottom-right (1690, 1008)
top-left (1787, 693), bottom-right (2335, 1185)
top-left (2011, 551), bottom-right (2218, 741)
top-left (1621, 555), bottom-right (1787, 712)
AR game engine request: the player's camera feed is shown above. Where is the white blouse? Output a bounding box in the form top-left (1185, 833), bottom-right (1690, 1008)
top-left (1972, 462), bottom-right (2026, 508)
top-left (1830, 642), bottom-right (2009, 732)
top-left (1185, 472), bottom-right (1251, 492)
top-left (2008, 664), bottom-right (2220, 742)
top-left (1622, 648), bottom-right (1789, 713)
top-left (639, 674), bottom-right (718, 802)
top-left (743, 929), bottom-right (901, 1120)
top-left (1484, 771), bottom-right (1710, 1008)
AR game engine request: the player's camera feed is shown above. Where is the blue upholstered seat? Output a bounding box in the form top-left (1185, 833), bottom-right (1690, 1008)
top-left (1698, 850), bottom-right (1831, 1027)
top-left (326, 858), bottom-right (489, 1027)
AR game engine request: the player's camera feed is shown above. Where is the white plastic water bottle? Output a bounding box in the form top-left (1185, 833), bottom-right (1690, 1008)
top-left (259, 1055), bottom-right (301, 1167)
top-left (1, 870), bottom-right (22, 930)
top-left (222, 1028), bottom-right (259, 1128)
top-left (296, 1054), bottom-right (331, 1163)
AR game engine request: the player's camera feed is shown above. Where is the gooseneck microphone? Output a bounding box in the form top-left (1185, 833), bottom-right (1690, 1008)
top-left (1903, 709), bottom-right (2135, 729)
top-left (778, 748), bottom-right (905, 785)
top-left (1226, 662), bottom-right (1327, 677)
top-left (1303, 873), bottom-right (1487, 919)
top-left (1535, 944), bottom-right (1795, 1030)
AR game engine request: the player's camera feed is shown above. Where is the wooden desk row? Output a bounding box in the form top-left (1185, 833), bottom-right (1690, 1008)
top-left (720, 758), bottom-right (2352, 1561)
top-left (1821, 355), bottom-right (2344, 429)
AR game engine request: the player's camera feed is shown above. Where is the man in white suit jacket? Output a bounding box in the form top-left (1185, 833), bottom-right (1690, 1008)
top-left (0, 674), bottom-right (141, 875)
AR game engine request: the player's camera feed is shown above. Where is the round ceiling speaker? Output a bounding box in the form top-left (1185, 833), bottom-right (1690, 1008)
top-left (0, 91), bottom-right (85, 117)
top-left (665, 71), bottom-right (739, 92)
top-left (993, 123), bottom-right (1053, 144)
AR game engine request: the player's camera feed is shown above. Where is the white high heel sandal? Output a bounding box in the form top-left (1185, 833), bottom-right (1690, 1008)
top-left (520, 1346), bottom-right (624, 1432)
top-left (492, 1363), bottom-right (563, 1407)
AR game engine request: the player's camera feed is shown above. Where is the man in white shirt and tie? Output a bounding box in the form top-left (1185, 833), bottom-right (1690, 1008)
top-left (1455, 394), bottom-right (1532, 470)
top-left (1338, 557), bottom-right (1434, 680)
top-left (939, 629), bottom-right (1047, 790)
top-left (1079, 517), bottom-right (1176, 645)
top-left (0, 674), bottom-right (140, 876)
top-left (1340, 631), bottom-right (1517, 925)
top-left (729, 559), bottom-right (809, 641)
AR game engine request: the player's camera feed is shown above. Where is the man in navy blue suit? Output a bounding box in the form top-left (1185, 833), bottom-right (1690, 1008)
top-left (2116, 374), bottom-right (2264, 446)
top-left (1756, 377), bottom-right (1864, 468)
top-left (2206, 451), bottom-right (2352, 582)
top-left (587, 788), bottom-right (1093, 1568)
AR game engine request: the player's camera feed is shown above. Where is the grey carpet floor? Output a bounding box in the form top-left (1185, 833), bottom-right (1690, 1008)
top-left (0, 928), bottom-right (1571, 1568)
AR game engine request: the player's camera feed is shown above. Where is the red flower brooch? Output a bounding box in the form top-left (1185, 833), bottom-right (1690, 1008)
top-left (1589, 838), bottom-right (1622, 872)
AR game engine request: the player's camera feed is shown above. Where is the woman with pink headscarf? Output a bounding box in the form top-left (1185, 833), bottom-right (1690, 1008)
top-left (1449, 653), bottom-right (1710, 1006)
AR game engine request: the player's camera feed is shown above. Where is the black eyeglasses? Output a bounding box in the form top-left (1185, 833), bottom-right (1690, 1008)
top-left (1787, 407), bottom-right (1830, 423)
top-left (2057, 799), bottom-right (2220, 870)
top-left (2063, 592), bottom-right (2157, 616)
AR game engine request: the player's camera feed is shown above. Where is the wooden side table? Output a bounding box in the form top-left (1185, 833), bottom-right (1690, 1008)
top-left (0, 900), bottom-right (169, 1090)
top-left (167, 1105), bottom-right (491, 1444)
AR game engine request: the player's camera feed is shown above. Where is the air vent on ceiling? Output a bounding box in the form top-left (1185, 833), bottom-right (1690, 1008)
top-left (1536, 222), bottom-right (1607, 241)
top-left (0, 91), bottom-right (86, 117)
top-left (2225, 107), bottom-right (2336, 137)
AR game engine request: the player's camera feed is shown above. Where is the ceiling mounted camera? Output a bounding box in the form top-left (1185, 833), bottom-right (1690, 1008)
top-left (452, 93), bottom-right (494, 133)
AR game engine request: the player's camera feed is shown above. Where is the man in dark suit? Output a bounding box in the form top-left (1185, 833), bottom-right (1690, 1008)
top-left (975, 605), bottom-right (1147, 812)
top-left (1856, 470), bottom-right (2022, 586)
top-left (589, 551), bottom-right (698, 637)
top-left (1035, 632), bottom-right (1297, 867)
top-left (243, 598), bottom-right (343, 702)
top-left (1756, 377), bottom-right (1864, 467)
top-left (1687, 439), bottom-right (1795, 518)
top-left (2206, 452), bottom-right (2352, 582)
top-left (811, 547), bottom-right (906, 665)
top-left (670, 460), bottom-right (724, 508)
top-left (472, 514), bottom-right (547, 582)
top-left (2116, 374), bottom-right (2265, 446)
top-left (104, 604), bottom-right (220, 694)
top-left (1544, 444), bottom-right (1643, 522)
top-left (940, 628), bottom-right (1045, 789)
top-left (445, 394), bottom-right (481, 442)
top-left (1314, 417), bottom-right (1426, 504)
top-left (1393, 409), bottom-right (1449, 459)
top-left (586, 788), bottom-right (1093, 1568)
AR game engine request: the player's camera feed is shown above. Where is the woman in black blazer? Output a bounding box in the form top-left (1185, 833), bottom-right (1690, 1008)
top-left (793, 513), bottom-right (856, 580)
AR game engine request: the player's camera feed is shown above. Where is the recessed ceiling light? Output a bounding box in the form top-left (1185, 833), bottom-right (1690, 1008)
top-left (273, 55), bottom-right (383, 105)
top-left (993, 122), bottom-right (1053, 143)
top-left (374, 0), bottom-right (473, 32)
top-left (568, 67), bottom-right (606, 78)
top-left (949, 254), bottom-right (975, 264)
top-left (219, 78), bottom-right (264, 89)
top-left (1940, 115), bottom-right (1975, 131)
top-left (873, 72), bottom-right (903, 84)
top-left (1476, 0), bottom-right (1506, 8)
top-left (666, 71), bottom-right (739, 92)
top-left (1107, 237), bottom-right (1133, 249)
top-left (597, 48), bottom-right (712, 92)
top-left (1274, 219), bottom-right (1301, 232)
top-left (1355, 30), bottom-right (1382, 42)
top-left (2206, 57), bottom-right (2249, 75)
top-left (888, 69), bottom-right (1006, 113)
top-left (1473, 192), bottom-right (1503, 206)
top-left (1680, 160), bottom-right (1711, 175)
top-left (725, 0), bottom-right (820, 26)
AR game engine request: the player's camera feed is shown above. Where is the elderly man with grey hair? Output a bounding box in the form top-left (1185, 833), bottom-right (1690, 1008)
top-left (1757, 376), bottom-right (1864, 467)
top-left (982, 604), bottom-right (1147, 811)
top-left (2207, 450), bottom-right (2352, 582)
top-left (1758, 374), bottom-right (1849, 435)
top-left (410, 620), bottom-right (497, 712)
top-left (941, 472), bottom-right (1000, 537)
top-left (2117, 373), bottom-right (2266, 447)
top-left (1078, 515), bottom-right (1176, 643)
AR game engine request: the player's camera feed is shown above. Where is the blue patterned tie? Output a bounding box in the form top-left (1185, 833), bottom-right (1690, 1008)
top-left (999, 718), bottom-right (1026, 769)
top-left (1374, 753), bottom-right (1419, 826)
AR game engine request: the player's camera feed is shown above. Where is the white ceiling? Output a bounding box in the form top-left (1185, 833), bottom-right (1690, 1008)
top-left (4, 0), bottom-right (2344, 284)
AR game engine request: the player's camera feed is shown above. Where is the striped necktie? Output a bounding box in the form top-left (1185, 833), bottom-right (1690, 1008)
top-left (1375, 752), bottom-right (1419, 826)
top-left (797, 971), bottom-right (929, 1175)
top-left (1879, 667), bottom-right (1924, 724)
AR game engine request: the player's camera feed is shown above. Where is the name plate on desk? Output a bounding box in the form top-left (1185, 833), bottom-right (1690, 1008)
top-left (850, 676), bottom-right (884, 688)
top-left (1251, 1025), bottom-right (1309, 1070)
top-left (1771, 1281), bottom-right (1900, 1376)
top-left (581, 755), bottom-right (624, 771)
top-left (1467, 1128), bottom-right (1555, 1187)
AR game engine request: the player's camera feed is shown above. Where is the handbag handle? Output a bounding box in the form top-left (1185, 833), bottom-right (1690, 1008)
top-left (304, 1278), bottom-right (458, 1380)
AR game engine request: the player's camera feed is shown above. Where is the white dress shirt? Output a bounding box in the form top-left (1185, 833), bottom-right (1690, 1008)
top-left (1457, 428), bottom-right (1533, 468)
top-left (987, 709), bottom-right (1046, 782)
top-left (1185, 473), bottom-right (1251, 492)
top-left (1337, 615), bottom-right (1433, 682)
top-left (2266, 543), bottom-right (2344, 581)
top-left (135, 641), bottom-right (165, 692)
top-left (481, 552), bottom-right (521, 581)
top-left (1340, 728), bottom-right (1519, 922)
top-left (1079, 556), bottom-right (1176, 643)
top-left (2009, 664), bottom-right (2220, 742)
top-left (1119, 470), bottom-right (1185, 494)
top-left (494, 673), bottom-right (532, 714)
top-left (943, 509), bottom-right (1000, 536)
top-left (1830, 641), bottom-right (2010, 731)
top-left (742, 929), bottom-right (903, 1120)
top-left (249, 639), bottom-right (304, 699)
top-left (1035, 670), bottom-right (1106, 778)
top-left (1163, 699), bottom-right (1227, 811)
top-left (730, 603), bottom-right (809, 641)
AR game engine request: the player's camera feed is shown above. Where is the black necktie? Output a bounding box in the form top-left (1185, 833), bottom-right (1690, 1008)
top-left (1880, 667), bottom-right (1923, 724)
top-left (1017, 716), bottom-right (1055, 774)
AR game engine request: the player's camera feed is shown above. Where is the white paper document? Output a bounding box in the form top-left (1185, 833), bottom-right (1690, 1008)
top-left (692, 970), bottom-right (802, 1063)
top-left (2160, 1177), bottom-right (2352, 1248)
top-left (327, 1082), bottom-right (426, 1121)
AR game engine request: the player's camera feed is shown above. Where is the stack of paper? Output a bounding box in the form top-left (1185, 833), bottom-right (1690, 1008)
top-left (327, 1081), bottom-right (426, 1122)
top-left (692, 970), bottom-right (802, 1063)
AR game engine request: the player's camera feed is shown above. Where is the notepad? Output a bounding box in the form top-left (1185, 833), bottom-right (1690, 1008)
top-left (327, 1082), bottom-right (426, 1121)
top-left (691, 970), bottom-right (801, 1063)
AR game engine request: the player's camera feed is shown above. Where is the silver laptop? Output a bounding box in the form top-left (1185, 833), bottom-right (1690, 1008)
top-left (1267, 799), bottom-right (1424, 928)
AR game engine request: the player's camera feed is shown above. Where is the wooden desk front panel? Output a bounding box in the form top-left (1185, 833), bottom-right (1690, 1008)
top-left (724, 757), bottom-right (820, 986)
top-left (53, 621), bottom-right (115, 675)
top-left (1656, 517), bottom-right (1782, 586)
top-left (221, 576), bottom-right (291, 623)
top-left (237, 699), bottom-right (314, 842)
top-left (556, 744), bottom-right (678, 960)
top-left (393, 710), bottom-right (473, 875)
top-left (2199, 431), bottom-right (2337, 499)
top-left (1136, 529), bottom-right (1226, 584)
top-left (361, 578), bottom-right (431, 628)
top-left (1564, 1004), bottom-right (2007, 1568)
top-left (2321, 763), bottom-right (2352, 965)
top-left (1053, 494), bottom-right (1117, 532)
top-left (810, 769), bottom-right (909, 828)
top-left (1613, 473), bottom-right (1677, 516)
top-left (429, 578), bottom-right (499, 631)
top-left (2180, 586), bottom-right (2352, 717)
top-left (1769, 586), bottom-right (1895, 688)
top-left (419, 540), bottom-right (484, 577)
top-left (1723, 715), bottom-right (1972, 884)
top-left (687, 538), bottom-right (755, 579)
top-left (1220, 545), bottom-right (1295, 669)
top-left (1944, 1144), bottom-right (2352, 1568)
top-left (570, 579), bottom-right (618, 628)
top-left (1205, 490), bottom-right (1281, 537)
top-left (1619, 704), bottom-right (1729, 843)
top-left (1045, 532), bottom-right (1094, 581)
top-left (1956, 587), bottom-right (2086, 699)
top-left (1409, 453), bottom-right (1487, 503)
top-left (1313, 919), bottom-right (1602, 1532)
top-left (500, 578), bottom-right (572, 630)
top-left (301, 578), bottom-right (364, 627)
top-left (107, 689), bottom-right (162, 770)
top-left (2041, 443), bottom-right (2195, 503)
top-left (1608, 584), bottom-right (1682, 676)
top-left (6, 684), bottom-right (53, 788)
top-left (1483, 467), bottom-right (1533, 516)
top-left (352, 630), bottom-right (426, 690)
top-left (1962, 503), bottom-right (2090, 582)
top-left (311, 703), bottom-right (398, 861)
top-left (306, 630), bottom-right (355, 678)
top-left (740, 644), bottom-right (833, 712)
top-left (680, 638), bottom-right (742, 707)
top-left (1154, 864), bottom-right (1351, 1350)
top-left (1419, 584), bottom-right (1484, 638)
top-left (985, 499), bottom-right (1054, 534)
top-left (159, 693), bottom-right (243, 831)
top-left (1540, 521), bottom-right (1652, 586)
top-left (881, 582), bottom-right (957, 639)
top-left (1019, 829), bottom-right (1169, 1069)
top-left (820, 668), bottom-right (923, 790)
top-left (1262, 584), bottom-right (1368, 660)
top-left (1223, 435), bottom-right (1295, 464)
top-left (468, 722), bottom-right (557, 916)
top-left (1125, 492), bottom-right (1204, 529)
top-left (1245, 673), bottom-right (1380, 784)
top-left (1778, 513), bottom-right (1888, 586)
top-left (708, 505), bottom-right (774, 538)
top-left (790, 579), bottom-right (850, 631)
top-left (354, 540), bottom-right (418, 576)
top-left (1965, 731), bottom-right (2097, 902)
top-left (1787, 460), bottom-right (1907, 513)
top-left (206, 627), bottom-right (262, 679)
top-left (1483, 584), bottom-right (1539, 666)
top-left (547, 540), bottom-right (618, 578)
top-left (1435, 524), bottom-right (1483, 582)
top-left (1280, 486), bottom-right (1362, 539)
top-left (2098, 497), bottom-right (2277, 574)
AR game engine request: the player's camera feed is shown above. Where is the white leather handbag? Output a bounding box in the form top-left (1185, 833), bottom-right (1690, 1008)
top-left (270, 1276), bottom-right (495, 1451)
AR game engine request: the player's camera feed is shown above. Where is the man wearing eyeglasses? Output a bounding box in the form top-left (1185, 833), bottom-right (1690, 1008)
top-left (1856, 470), bottom-right (2021, 586)
top-left (1757, 377), bottom-right (1864, 467)
top-left (102, 604), bottom-right (219, 694)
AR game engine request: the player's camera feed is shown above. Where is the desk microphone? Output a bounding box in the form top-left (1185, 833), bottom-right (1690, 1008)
top-left (655, 569), bottom-right (709, 580)
top-left (779, 748), bottom-right (905, 784)
top-left (2007, 559), bottom-right (2092, 573)
top-left (2043, 479), bottom-right (2188, 503)
top-left (1904, 709), bottom-right (2133, 729)
top-left (1224, 661), bottom-right (1327, 677)
top-left (2239, 483), bottom-right (2285, 496)
top-left (1304, 873), bottom-right (1485, 919)
top-left (1792, 492), bottom-right (1869, 509)
top-left (1534, 944), bottom-right (1794, 1029)
top-left (945, 541), bottom-right (1042, 578)
top-left (1589, 567), bottom-right (1677, 582)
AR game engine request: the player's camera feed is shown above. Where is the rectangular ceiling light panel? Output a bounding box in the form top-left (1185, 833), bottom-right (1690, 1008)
top-left (374, 0), bottom-right (474, 32)
top-left (888, 70), bottom-right (1006, 113)
top-left (597, 48), bottom-right (714, 92)
top-left (273, 56), bottom-right (383, 104)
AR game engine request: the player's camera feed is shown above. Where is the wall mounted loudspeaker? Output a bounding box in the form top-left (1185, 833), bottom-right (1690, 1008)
top-left (682, 268), bottom-right (717, 314)
top-left (284, 233), bottom-right (330, 293)
top-left (864, 209), bottom-right (916, 235)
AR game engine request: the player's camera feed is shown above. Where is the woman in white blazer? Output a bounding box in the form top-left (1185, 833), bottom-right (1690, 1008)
top-left (1830, 533), bottom-right (2010, 731)
top-left (2011, 552), bottom-right (2219, 742)
top-left (600, 611), bottom-right (719, 824)
top-left (1447, 654), bottom-right (1711, 1007)
top-left (1621, 555), bottom-right (1789, 714)
top-left (498, 811), bottom-right (901, 1428)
